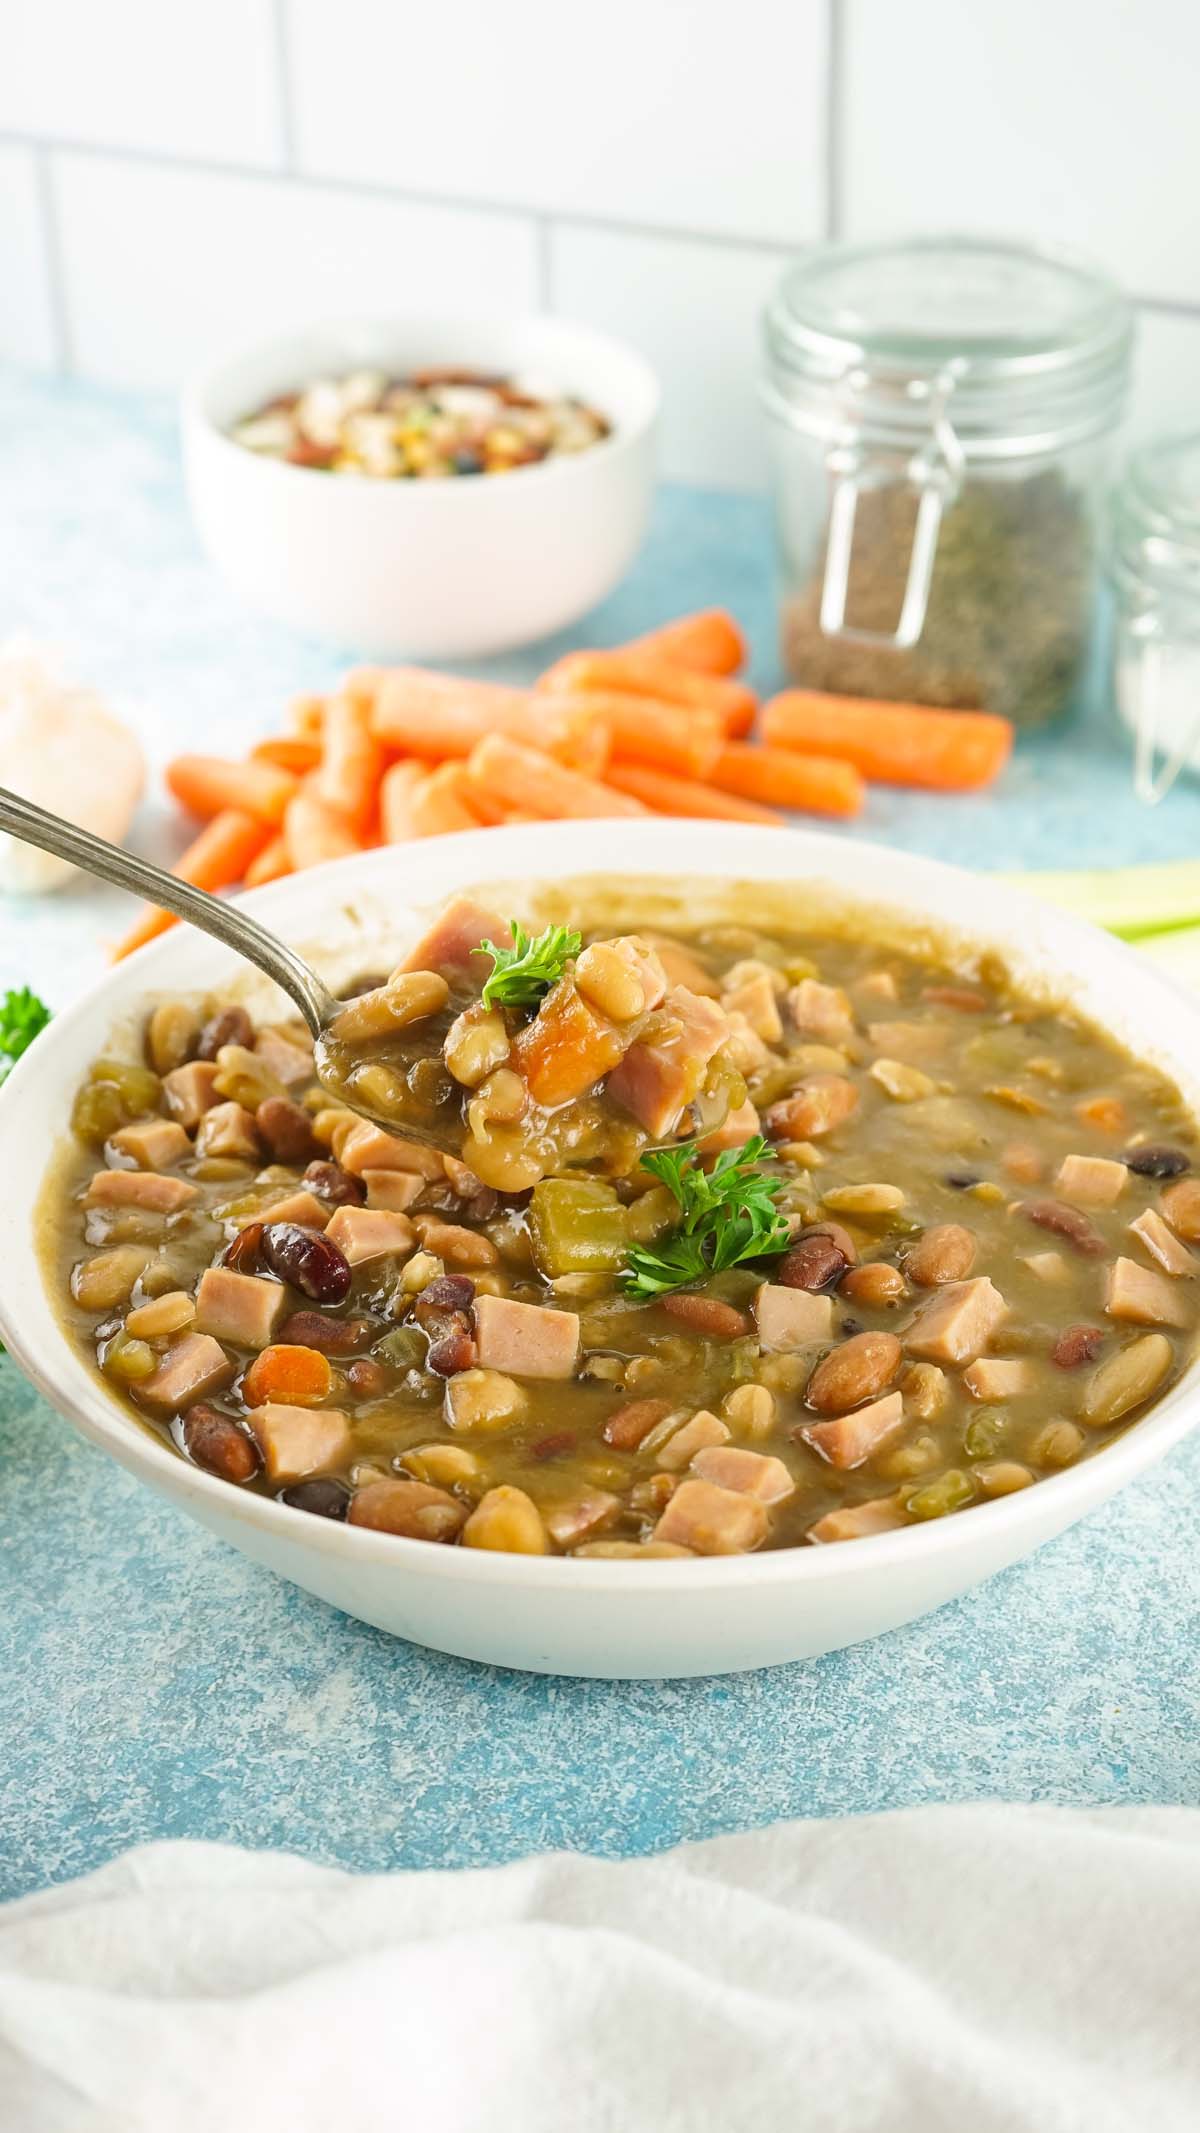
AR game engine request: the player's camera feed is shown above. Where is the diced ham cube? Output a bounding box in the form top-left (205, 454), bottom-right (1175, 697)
top-left (723, 972), bottom-right (782, 1043)
top-left (790, 978), bottom-right (854, 1043)
top-left (906, 1277), bottom-right (1008, 1364)
top-left (1130, 1208), bottom-right (1197, 1279)
top-left (606, 987), bottom-right (732, 1137)
top-left (1055, 1153), bottom-right (1127, 1207)
top-left (700, 1097), bottom-right (761, 1156)
top-left (254, 1189), bottom-right (330, 1231)
top-left (196, 1101), bottom-right (261, 1161)
top-left (251, 1401), bottom-right (351, 1485)
top-left (542, 1490), bottom-right (621, 1548)
top-left (511, 978), bottom-right (628, 1107)
top-left (338, 1122), bottom-right (444, 1180)
top-left (866, 1021), bottom-right (946, 1063)
top-left (85, 1169), bottom-right (197, 1212)
top-left (253, 1029), bottom-right (313, 1087)
top-left (653, 1477), bottom-right (769, 1555)
top-left (398, 895), bottom-right (512, 976)
top-left (691, 1445), bottom-right (795, 1502)
top-left (138, 1332), bottom-right (234, 1414)
top-left (362, 1168), bottom-right (425, 1212)
top-left (323, 1206), bottom-right (415, 1266)
top-left (656, 1409), bottom-right (730, 1471)
top-left (646, 936), bottom-right (721, 998)
top-left (473, 1294), bottom-right (580, 1379)
top-left (194, 1265), bottom-right (286, 1349)
top-left (1104, 1255), bottom-right (1190, 1328)
top-left (753, 1282), bottom-right (833, 1351)
top-left (108, 1118), bottom-right (191, 1170)
top-left (962, 1357), bottom-right (1035, 1400)
top-left (162, 1061), bottom-right (221, 1127)
top-left (802, 1391), bottom-right (904, 1470)
top-left (808, 1495), bottom-right (905, 1544)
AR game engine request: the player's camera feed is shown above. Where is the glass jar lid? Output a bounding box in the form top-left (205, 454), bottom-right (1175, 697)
top-left (763, 234), bottom-right (1132, 458)
top-left (1111, 432), bottom-right (1200, 610)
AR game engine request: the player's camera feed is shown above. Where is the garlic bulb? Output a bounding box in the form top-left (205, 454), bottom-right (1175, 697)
top-left (0, 640), bottom-right (145, 894)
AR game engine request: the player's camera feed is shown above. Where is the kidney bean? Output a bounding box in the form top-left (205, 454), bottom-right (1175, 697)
top-left (276, 1310), bottom-right (375, 1355)
top-left (531, 1430), bottom-right (577, 1461)
top-left (1052, 1324), bottom-right (1106, 1370)
top-left (182, 1403), bottom-right (260, 1482)
top-left (302, 1159), bottom-right (367, 1206)
top-left (904, 1223), bottom-right (976, 1287)
top-left (414, 1274), bottom-right (476, 1325)
top-left (779, 1223), bottom-right (855, 1292)
top-left (806, 1330), bottom-right (902, 1416)
top-left (197, 1005), bottom-right (253, 1061)
top-left (222, 1221), bottom-right (265, 1273)
top-left (1124, 1144), bottom-right (1191, 1179)
top-left (603, 1396), bottom-right (673, 1450)
top-left (256, 1096), bottom-right (317, 1164)
top-left (1019, 1200), bottom-right (1106, 1256)
top-left (661, 1293), bottom-right (751, 1339)
top-left (262, 1221), bottom-right (352, 1303)
top-left (279, 1477), bottom-right (350, 1520)
top-left (427, 1329), bottom-right (477, 1377)
top-left (345, 1358), bottom-right (389, 1398)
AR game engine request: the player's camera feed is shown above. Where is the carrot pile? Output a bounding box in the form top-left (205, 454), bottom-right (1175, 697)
top-left (114, 609), bottom-right (1015, 959)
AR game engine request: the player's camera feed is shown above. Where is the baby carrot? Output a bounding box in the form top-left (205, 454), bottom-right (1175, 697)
top-left (408, 762), bottom-right (485, 837)
top-left (112, 810), bottom-right (269, 960)
top-left (251, 736), bottom-right (323, 775)
top-left (466, 734), bottom-right (646, 820)
top-left (289, 693), bottom-right (327, 737)
top-left (283, 785), bottom-right (365, 870)
top-left (553, 690), bottom-right (722, 779)
top-left (761, 690), bottom-right (1014, 792)
top-left (539, 649), bottom-right (756, 737)
top-left (711, 742), bottom-right (865, 820)
top-left (243, 833), bottom-right (293, 888)
top-left (311, 690), bottom-right (384, 832)
top-left (624, 608), bottom-right (746, 675)
top-left (242, 1345), bottom-right (333, 1407)
top-left (369, 667), bottom-right (606, 774)
top-left (165, 755), bottom-right (298, 829)
top-left (602, 762), bottom-right (784, 827)
top-left (379, 760), bottom-right (426, 843)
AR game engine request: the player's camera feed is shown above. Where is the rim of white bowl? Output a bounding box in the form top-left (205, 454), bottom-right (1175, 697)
top-left (7, 818), bottom-right (1200, 1593)
top-left (181, 311), bottom-right (662, 497)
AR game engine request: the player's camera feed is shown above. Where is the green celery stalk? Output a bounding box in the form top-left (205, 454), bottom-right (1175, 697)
top-left (1007, 860), bottom-right (1200, 941)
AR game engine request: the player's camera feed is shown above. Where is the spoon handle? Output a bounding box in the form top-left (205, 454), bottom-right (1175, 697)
top-left (0, 785), bottom-right (337, 1035)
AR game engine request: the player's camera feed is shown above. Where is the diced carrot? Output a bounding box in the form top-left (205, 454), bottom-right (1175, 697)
top-left (243, 833), bottom-right (293, 888)
top-left (1076, 1095), bottom-right (1129, 1133)
top-left (539, 649), bottom-right (756, 737)
top-left (379, 759), bottom-right (426, 843)
top-left (112, 810), bottom-right (270, 960)
top-left (554, 690), bottom-right (722, 779)
top-left (711, 742), bottom-right (864, 820)
top-left (165, 755), bottom-right (298, 829)
top-left (241, 1344), bottom-right (333, 1408)
top-left (761, 690), bottom-right (1014, 792)
top-left (602, 762), bottom-right (784, 827)
top-left (251, 736), bottom-right (323, 775)
top-left (311, 690), bottom-right (384, 832)
top-left (625, 609), bottom-right (745, 676)
top-left (408, 763), bottom-right (484, 837)
top-left (289, 693), bottom-right (327, 737)
top-left (466, 734), bottom-right (646, 821)
top-left (511, 981), bottom-right (630, 1105)
top-left (283, 784), bottom-right (365, 870)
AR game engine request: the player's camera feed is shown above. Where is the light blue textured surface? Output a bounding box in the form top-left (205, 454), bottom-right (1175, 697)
top-left (3, 370), bottom-right (1200, 1903)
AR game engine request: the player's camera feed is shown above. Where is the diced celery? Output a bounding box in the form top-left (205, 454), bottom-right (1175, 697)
top-left (528, 1178), bottom-right (629, 1277)
top-left (904, 1468), bottom-right (975, 1520)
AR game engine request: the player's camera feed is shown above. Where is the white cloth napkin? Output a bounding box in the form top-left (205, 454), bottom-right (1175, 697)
top-left (1, 1803), bottom-right (1197, 2133)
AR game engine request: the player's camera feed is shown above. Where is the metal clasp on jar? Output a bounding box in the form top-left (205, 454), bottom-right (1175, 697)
top-left (818, 365), bottom-right (966, 650)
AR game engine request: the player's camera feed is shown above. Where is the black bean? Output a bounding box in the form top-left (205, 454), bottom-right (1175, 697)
top-left (197, 1005), bottom-right (253, 1060)
top-left (303, 1159), bottom-right (367, 1206)
top-left (838, 1316), bottom-right (863, 1338)
top-left (183, 1403), bottom-right (260, 1483)
top-left (945, 1170), bottom-right (980, 1190)
top-left (256, 1096), bottom-right (317, 1163)
top-left (414, 1274), bottom-right (476, 1324)
top-left (279, 1477), bottom-right (350, 1520)
top-left (262, 1221), bottom-right (352, 1303)
top-left (1123, 1145), bottom-right (1192, 1179)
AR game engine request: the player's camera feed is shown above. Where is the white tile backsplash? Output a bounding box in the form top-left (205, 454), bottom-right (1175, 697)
top-left (52, 157), bottom-right (539, 390)
top-left (0, 145), bottom-right (58, 368)
top-left (287, 0), bottom-right (826, 245)
top-left (551, 224), bottom-right (786, 488)
top-left (2, 0), bottom-right (284, 167)
top-left (842, 0), bottom-right (1200, 306)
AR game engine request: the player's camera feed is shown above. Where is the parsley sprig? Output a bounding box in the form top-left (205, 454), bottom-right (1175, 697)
top-left (0, 986), bottom-right (51, 1084)
top-left (622, 1135), bottom-right (792, 1300)
top-left (474, 921), bottom-right (582, 1011)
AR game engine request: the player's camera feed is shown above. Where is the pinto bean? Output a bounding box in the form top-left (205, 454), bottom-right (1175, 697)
top-left (778, 1223), bottom-right (855, 1292)
top-left (1051, 1324), bottom-right (1105, 1370)
top-left (182, 1402), bottom-right (260, 1482)
top-left (806, 1330), bottom-right (903, 1416)
top-left (603, 1396), bottom-right (673, 1450)
top-left (426, 1329), bottom-right (477, 1377)
top-left (661, 1293), bottom-right (751, 1339)
top-left (256, 1096), bottom-right (317, 1163)
top-left (904, 1223), bottom-right (976, 1287)
top-left (197, 1005), bottom-right (253, 1061)
top-left (839, 1262), bottom-right (908, 1309)
top-left (1018, 1200), bottom-right (1106, 1256)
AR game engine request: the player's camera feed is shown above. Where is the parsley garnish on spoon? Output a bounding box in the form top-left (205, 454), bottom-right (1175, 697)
top-left (474, 922), bottom-right (583, 1011)
top-left (622, 1135), bottom-right (792, 1300)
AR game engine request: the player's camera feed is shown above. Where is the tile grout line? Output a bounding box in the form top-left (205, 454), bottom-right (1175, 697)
top-left (825, 0), bottom-right (845, 241)
top-left (30, 145), bottom-right (73, 374)
top-left (271, 0), bottom-right (296, 173)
